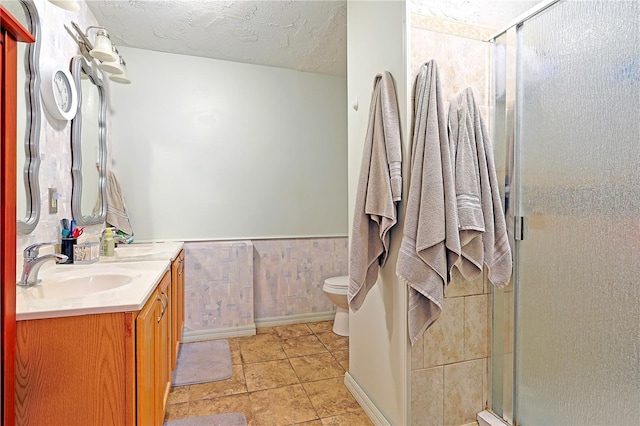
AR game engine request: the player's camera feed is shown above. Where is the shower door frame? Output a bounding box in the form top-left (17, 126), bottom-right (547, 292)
top-left (485, 1), bottom-right (563, 425)
top-left (487, 0), bottom-right (640, 425)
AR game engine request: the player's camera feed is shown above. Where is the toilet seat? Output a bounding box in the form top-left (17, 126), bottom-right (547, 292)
top-left (323, 275), bottom-right (349, 295)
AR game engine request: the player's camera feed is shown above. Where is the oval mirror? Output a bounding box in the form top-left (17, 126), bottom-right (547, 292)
top-left (2, 0), bottom-right (43, 234)
top-left (70, 56), bottom-right (107, 225)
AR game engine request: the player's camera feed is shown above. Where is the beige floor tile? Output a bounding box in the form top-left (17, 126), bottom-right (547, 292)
top-left (164, 402), bottom-right (189, 421)
top-left (273, 323), bottom-right (313, 339)
top-left (240, 334), bottom-right (286, 364)
top-left (249, 384), bottom-right (318, 425)
top-left (296, 420), bottom-right (324, 426)
top-left (227, 337), bottom-right (243, 365)
top-left (307, 321), bottom-right (334, 335)
top-left (321, 409), bottom-right (373, 425)
top-left (332, 350), bottom-right (349, 371)
top-left (303, 378), bottom-right (361, 418)
top-left (316, 331), bottom-right (349, 353)
top-left (167, 385), bottom-right (190, 404)
top-left (282, 335), bottom-right (328, 358)
top-left (289, 353), bottom-right (345, 383)
top-left (189, 363), bottom-right (247, 400)
top-left (188, 394), bottom-right (254, 423)
top-left (244, 359), bottom-right (299, 391)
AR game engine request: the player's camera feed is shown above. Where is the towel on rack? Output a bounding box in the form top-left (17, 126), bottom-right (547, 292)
top-left (396, 60), bottom-right (460, 345)
top-left (449, 88), bottom-right (512, 286)
top-left (106, 168), bottom-right (134, 237)
top-left (348, 71), bottom-right (402, 311)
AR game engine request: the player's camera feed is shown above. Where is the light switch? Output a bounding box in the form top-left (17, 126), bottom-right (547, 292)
top-left (48, 187), bottom-right (58, 214)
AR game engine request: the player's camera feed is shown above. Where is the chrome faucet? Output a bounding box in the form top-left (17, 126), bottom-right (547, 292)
top-left (17, 242), bottom-right (68, 287)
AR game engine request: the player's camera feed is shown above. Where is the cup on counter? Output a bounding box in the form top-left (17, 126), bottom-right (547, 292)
top-left (61, 238), bottom-right (77, 264)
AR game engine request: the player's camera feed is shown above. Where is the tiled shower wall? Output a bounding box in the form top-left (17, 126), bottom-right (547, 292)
top-left (183, 237), bottom-right (348, 338)
top-left (410, 14), bottom-right (494, 426)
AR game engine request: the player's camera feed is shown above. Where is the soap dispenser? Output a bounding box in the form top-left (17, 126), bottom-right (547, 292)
top-left (101, 227), bottom-right (115, 257)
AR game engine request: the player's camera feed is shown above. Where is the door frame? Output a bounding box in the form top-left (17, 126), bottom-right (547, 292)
top-left (1, 6), bottom-right (34, 425)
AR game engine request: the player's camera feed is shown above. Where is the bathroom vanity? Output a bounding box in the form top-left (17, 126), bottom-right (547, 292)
top-left (15, 243), bottom-right (184, 426)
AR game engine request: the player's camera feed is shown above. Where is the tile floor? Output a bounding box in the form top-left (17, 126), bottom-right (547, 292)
top-left (165, 321), bottom-right (373, 426)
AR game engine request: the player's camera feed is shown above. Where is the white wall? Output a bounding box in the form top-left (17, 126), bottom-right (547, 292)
top-left (347, 1), bottom-right (410, 425)
top-left (109, 47), bottom-right (348, 241)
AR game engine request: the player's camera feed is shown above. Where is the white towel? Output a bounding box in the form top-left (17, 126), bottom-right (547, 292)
top-left (396, 61), bottom-right (460, 346)
top-left (348, 71), bottom-right (402, 311)
top-left (106, 169), bottom-right (134, 236)
top-left (449, 88), bottom-right (512, 286)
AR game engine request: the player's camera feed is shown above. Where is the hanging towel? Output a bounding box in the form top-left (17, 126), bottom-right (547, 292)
top-left (396, 60), bottom-right (460, 346)
top-left (448, 89), bottom-right (484, 280)
top-left (348, 71), bottom-right (402, 312)
top-left (106, 169), bottom-right (134, 237)
top-left (449, 88), bottom-right (512, 286)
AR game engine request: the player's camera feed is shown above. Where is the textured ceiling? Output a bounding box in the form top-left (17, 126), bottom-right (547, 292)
top-left (86, 1), bottom-right (542, 77)
top-left (86, 0), bottom-right (347, 76)
top-left (410, 0), bottom-right (542, 30)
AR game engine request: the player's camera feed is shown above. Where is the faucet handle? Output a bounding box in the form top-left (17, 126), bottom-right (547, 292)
top-left (23, 242), bottom-right (56, 260)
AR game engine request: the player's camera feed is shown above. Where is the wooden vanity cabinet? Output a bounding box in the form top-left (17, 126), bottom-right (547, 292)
top-left (16, 270), bottom-right (174, 426)
top-left (137, 271), bottom-right (171, 426)
top-left (171, 249), bottom-right (185, 369)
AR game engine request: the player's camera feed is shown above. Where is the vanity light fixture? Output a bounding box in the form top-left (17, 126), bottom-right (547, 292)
top-left (98, 47), bottom-right (125, 75)
top-left (68, 22), bottom-right (132, 84)
top-left (108, 57), bottom-right (131, 84)
top-left (47, 0), bottom-right (80, 12)
top-left (88, 28), bottom-right (118, 62)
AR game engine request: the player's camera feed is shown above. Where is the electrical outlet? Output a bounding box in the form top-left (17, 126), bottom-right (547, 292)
top-left (48, 188), bottom-right (58, 214)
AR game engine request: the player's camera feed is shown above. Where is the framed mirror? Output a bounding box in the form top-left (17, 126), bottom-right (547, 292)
top-left (70, 55), bottom-right (107, 225)
top-left (2, 0), bottom-right (43, 234)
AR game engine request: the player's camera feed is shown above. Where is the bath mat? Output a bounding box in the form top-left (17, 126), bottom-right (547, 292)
top-left (164, 412), bottom-right (247, 426)
top-left (172, 340), bottom-right (232, 387)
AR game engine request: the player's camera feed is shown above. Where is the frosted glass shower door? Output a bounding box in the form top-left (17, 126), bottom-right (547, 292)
top-left (513, 1), bottom-right (640, 424)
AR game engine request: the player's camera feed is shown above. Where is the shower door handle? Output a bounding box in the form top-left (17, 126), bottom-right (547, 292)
top-left (514, 216), bottom-right (525, 241)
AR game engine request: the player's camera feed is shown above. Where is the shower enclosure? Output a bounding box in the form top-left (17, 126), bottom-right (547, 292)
top-left (491, 1), bottom-right (640, 424)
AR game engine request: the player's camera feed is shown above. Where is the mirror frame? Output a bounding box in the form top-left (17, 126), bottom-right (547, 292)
top-left (70, 55), bottom-right (108, 226)
top-left (16, 0), bottom-right (42, 234)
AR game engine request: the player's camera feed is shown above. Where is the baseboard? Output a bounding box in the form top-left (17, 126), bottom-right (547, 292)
top-left (477, 410), bottom-right (509, 426)
top-left (254, 311), bottom-right (335, 328)
top-left (181, 324), bottom-right (256, 342)
top-left (181, 312), bottom-right (335, 342)
top-left (344, 372), bottom-right (391, 426)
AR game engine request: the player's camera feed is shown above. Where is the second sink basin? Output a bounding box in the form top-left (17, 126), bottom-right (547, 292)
top-left (27, 274), bottom-right (136, 300)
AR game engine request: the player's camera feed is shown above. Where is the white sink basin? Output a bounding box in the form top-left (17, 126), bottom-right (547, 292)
top-left (27, 273), bottom-right (135, 300)
top-left (101, 242), bottom-right (183, 263)
top-left (115, 246), bottom-right (155, 259)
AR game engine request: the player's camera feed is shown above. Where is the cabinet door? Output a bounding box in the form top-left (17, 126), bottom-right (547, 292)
top-left (170, 250), bottom-right (185, 370)
top-left (136, 288), bottom-right (159, 426)
top-left (157, 272), bottom-right (172, 421)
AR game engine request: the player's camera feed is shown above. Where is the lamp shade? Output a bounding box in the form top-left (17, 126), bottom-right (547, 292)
top-left (47, 0), bottom-right (80, 11)
top-left (98, 58), bottom-right (124, 74)
top-left (89, 30), bottom-right (118, 62)
top-left (109, 65), bottom-right (131, 84)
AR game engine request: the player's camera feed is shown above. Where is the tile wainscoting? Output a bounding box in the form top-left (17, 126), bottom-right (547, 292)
top-left (182, 237), bottom-right (348, 341)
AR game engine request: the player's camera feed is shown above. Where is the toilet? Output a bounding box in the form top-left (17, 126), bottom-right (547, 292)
top-left (323, 275), bottom-right (349, 336)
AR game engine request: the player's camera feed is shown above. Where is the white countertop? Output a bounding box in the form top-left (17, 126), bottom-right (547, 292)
top-left (16, 242), bottom-right (184, 321)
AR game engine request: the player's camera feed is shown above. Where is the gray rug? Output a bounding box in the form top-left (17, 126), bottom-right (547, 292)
top-left (172, 340), bottom-right (232, 387)
top-left (164, 413), bottom-right (247, 426)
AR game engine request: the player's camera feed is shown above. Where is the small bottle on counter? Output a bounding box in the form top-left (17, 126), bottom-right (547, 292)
top-left (101, 227), bottom-right (116, 257)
